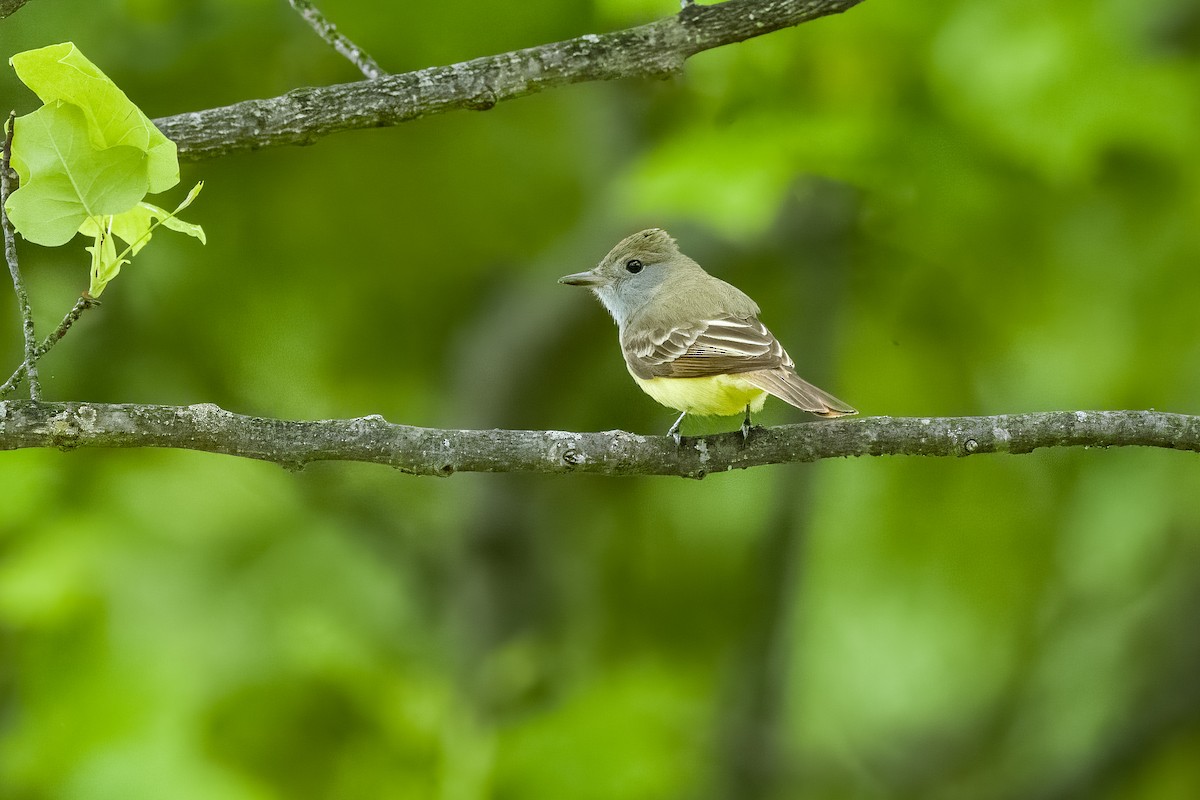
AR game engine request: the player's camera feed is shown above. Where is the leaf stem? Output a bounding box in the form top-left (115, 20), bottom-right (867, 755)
top-left (2, 109), bottom-right (41, 400)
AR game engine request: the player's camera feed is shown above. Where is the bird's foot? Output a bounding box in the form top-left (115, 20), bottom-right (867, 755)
top-left (667, 411), bottom-right (687, 447)
top-left (740, 404), bottom-right (754, 442)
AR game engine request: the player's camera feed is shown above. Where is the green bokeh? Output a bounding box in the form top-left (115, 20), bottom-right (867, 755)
top-left (2, 0), bottom-right (1199, 798)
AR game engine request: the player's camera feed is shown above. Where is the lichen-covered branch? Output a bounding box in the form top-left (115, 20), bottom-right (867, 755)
top-left (1, 111), bottom-right (40, 400)
top-left (0, 403), bottom-right (1195, 478)
top-left (0, 0), bottom-right (31, 20)
top-left (155, 0), bottom-right (865, 161)
top-left (0, 295), bottom-right (100, 398)
top-left (287, 0), bottom-right (384, 79)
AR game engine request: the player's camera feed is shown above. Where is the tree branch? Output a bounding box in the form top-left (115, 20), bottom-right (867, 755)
top-left (0, 404), bottom-right (1194, 477)
top-left (1, 111), bottom-right (40, 400)
top-left (287, 0), bottom-right (385, 80)
top-left (0, 0), bottom-right (30, 20)
top-left (154, 0), bottom-right (865, 161)
top-left (0, 294), bottom-right (100, 398)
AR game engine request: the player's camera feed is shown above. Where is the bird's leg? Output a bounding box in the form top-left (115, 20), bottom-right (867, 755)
top-left (667, 410), bottom-right (687, 446)
top-left (741, 404), bottom-right (753, 441)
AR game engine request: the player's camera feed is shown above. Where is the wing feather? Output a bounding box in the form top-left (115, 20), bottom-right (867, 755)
top-left (623, 315), bottom-right (788, 379)
top-left (622, 314), bottom-right (857, 416)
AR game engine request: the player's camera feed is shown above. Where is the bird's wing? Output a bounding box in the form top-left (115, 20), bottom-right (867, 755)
top-left (623, 315), bottom-right (791, 379)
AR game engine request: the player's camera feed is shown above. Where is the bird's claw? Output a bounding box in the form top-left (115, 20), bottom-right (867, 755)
top-left (740, 404), bottom-right (754, 443)
top-left (667, 411), bottom-right (687, 446)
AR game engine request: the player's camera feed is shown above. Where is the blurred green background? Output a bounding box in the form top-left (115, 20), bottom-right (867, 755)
top-left (3, 0), bottom-right (1200, 797)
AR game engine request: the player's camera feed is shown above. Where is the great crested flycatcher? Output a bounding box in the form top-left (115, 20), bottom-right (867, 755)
top-left (559, 228), bottom-right (856, 438)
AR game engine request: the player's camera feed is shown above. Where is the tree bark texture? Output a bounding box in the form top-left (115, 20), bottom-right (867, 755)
top-left (1, 403), bottom-right (1195, 478)
top-left (0, 0), bottom-right (30, 20)
top-left (153, 0), bottom-right (866, 160)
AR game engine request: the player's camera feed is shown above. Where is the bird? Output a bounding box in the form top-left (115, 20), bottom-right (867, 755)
top-left (559, 228), bottom-right (856, 440)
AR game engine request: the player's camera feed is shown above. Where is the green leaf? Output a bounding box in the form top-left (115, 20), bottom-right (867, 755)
top-left (79, 208), bottom-right (154, 256)
top-left (78, 185), bottom-right (207, 255)
top-left (4, 42), bottom-right (202, 296)
top-left (4, 102), bottom-right (149, 247)
top-left (9, 42), bottom-right (178, 192)
top-left (84, 221), bottom-right (128, 298)
top-left (76, 182), bottom-right (206, 296)
top-left (152, 205), bottom-right (207, 245)
top-left (155, 180), bottom-right (206, 245)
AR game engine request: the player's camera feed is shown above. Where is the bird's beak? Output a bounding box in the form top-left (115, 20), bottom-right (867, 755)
top-left (558, 270), bottom-right (604, 287)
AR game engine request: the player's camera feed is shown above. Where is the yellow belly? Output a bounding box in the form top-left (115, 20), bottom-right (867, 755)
top-left (631, 373), bottom-right (768, 417)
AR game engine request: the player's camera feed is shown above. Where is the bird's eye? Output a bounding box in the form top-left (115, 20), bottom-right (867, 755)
top-left (625, 259), bottom-right (644, 274)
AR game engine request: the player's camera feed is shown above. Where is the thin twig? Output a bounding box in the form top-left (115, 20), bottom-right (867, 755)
top-left (36, 294), bottom-right (97, 356)
top-left (2, 110), bottom-right (41, 400)
top-left (0, 405), bottom-right (1195, 477)
top-left (287, 0), bottom-right (385, 80)
top-left (0, 362), bottom-right (27, 399)
top-left (0, 295), bottom-right (98, 398)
